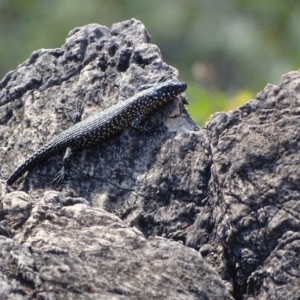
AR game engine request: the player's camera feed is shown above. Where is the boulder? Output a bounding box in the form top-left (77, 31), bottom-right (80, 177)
top-left (1, 18), bottom-right (300, 299)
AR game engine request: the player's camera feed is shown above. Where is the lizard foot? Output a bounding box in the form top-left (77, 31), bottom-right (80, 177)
top-left (52, 167), bottom-right (68, 186)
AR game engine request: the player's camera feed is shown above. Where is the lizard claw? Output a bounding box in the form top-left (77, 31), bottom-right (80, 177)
top-left (52, 167), bottom-right (68, 186)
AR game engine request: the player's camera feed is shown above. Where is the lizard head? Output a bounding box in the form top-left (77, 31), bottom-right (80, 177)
top-left (153, 79), bottom-right (187, 101)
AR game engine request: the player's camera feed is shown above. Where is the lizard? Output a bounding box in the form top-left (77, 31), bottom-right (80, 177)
top-left (6, 78), bottom-right (187, 186)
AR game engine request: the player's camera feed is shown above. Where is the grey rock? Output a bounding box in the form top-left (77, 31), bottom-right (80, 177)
top-left (2, 17), bottom-right (300, 300)
top-left (0, 19), bottom-right (232, 300)
top-left (203, 71), bottom-right (300, 299)
top-left (0, 191), bottom-right (231, 300)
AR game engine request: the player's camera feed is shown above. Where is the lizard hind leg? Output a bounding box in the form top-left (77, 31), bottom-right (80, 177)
top-left (131, 115), bottom-right (161, 135)
top-left (52, 147), bottom-right (73, 186)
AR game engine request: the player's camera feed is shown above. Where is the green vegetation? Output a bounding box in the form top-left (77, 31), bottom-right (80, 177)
top-left (0, 0), bottom-right (299, 125)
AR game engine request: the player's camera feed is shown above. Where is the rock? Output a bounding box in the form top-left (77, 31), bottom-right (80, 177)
top-left (0, 19), bottom-right (232, 299)
top-left (203, 71), bottom-right (300, 299)
top-left (0, 191), bottom-right (232, 299)
top-left (1, 17), bottom-right (300, 299)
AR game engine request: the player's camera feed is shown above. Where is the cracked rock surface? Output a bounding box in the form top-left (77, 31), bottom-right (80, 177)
top-left (0, 18), bottom-right (300, 299)
top-left (1, 191), bottom-right (229, 300)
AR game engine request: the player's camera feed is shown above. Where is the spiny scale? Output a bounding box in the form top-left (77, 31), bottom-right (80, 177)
top-left (7, 79), bottom-right (187, 186)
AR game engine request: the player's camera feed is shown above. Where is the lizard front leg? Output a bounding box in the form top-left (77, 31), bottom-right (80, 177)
top-left (131, 113), bottom-right (161, 134)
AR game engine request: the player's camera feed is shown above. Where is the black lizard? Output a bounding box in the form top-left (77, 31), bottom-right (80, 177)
top-left (7, 79), bottom-right (187, 186)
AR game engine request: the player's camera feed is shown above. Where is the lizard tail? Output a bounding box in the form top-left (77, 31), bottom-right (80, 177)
top-left (6, 146), bottom-right (57, 186)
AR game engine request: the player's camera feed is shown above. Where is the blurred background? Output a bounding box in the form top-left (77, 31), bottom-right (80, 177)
top-left (1, 0), bottom-right (300, 125)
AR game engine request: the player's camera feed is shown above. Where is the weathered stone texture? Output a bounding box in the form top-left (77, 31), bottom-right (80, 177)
top-left (1, 18), bottom-right (300, 299)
